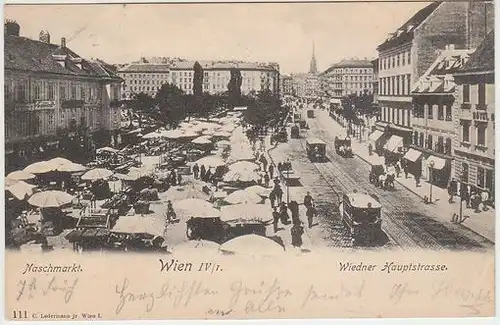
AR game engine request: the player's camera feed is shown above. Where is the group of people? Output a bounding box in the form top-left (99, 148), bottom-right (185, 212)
top-left (191, 163), bottom-right (220, 187)
top-left (448, 180), bottom-right (491, 213)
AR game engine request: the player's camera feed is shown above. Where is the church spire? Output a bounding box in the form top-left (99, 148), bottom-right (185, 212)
top-left (309, 41), bottom-right (318, 74)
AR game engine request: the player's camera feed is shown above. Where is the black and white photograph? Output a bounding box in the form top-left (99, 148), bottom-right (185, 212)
top-left (3, 1), bottom-right (496, 321)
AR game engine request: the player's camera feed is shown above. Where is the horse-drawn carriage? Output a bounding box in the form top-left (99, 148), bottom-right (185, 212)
top-left (369, 165), bottom-right (395, 190)
top-left (306, 138), bottom-right (326, 162)
top-left (334, 134), bottom-right (353, 157)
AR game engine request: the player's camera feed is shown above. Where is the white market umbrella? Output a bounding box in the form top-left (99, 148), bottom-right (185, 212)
top-left (162, 129), bottom-right (185, 139)
top-left (179, 130), bottom-right (200, 138)
top-left (6, 181), bottom-right (36, 200)
top-left (223, 169), bottom-right (260, 183)
top-left (220, 204), bottom-right (273, 223)
top-left (213, 131), bottom-right (231, 138)
top-left (28, 190), bottom-right (75, 208)
top-left (223, 190), bottom-right (262, 205)
top-left (228, 161), bottom-right (260, 172)
top-left (176, 205), bottom-right (221, 218)
top-left (216, 140), bottom-right (231, 147)
top-left (56, 162), bottom-right (87, 173)
top-left (96, 147), bottom-right (118, 154)
top-left (142, 132), bottom-right (163, 139)
top-left (220, 234), bottom-right (285, 256)
top-left (111, 216), bottom-right (165, 237)
top-left (24, 161), bottom-right (54, 174)
top-left (48, 157), bottom-right (73, 166)
top-left (6, 170), bottom-right (36, 181)
top-left (245, 185), bottom-right (272, 197)
top-left (81, 168), bottom-right (113, 181)
top-left (192, 136), bottom-right (212, 145)
top-left (195, 156), bottom-right (226, 168)
top-left (174, 198), bottom-right (214, 212)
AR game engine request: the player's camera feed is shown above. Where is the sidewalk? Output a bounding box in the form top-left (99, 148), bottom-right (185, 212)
top-left (323, 111), bottom-right (495, 243)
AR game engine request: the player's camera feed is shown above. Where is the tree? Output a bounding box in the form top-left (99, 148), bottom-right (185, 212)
top-left (244, 89), bottom-right (283, 128)
top-left (155, 84), bottom-right (186, 128)
top-left (193, 61), bottom-right (205, 118)
top-left (132, 92), bottom-right (154, 111)
top-left (227, 68), bottom-right (242, 109)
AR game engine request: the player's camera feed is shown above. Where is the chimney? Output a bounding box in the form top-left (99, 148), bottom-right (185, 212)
top-left (39, 30), bottom-right (50, 43)
top-left (61, 37), bottom-right (66, 48)
top-left (4, 20), bottom-right (20, 36)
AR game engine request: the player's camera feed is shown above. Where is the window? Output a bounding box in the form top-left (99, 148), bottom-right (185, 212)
top-left (406, 74), bottom-right (411, 95)
top-left (407, 51), bottom-right (411, 64)
top-left (71, 85), bottom-right (76, 99)
top-left (396, 108), bottom-right (400, 125)
top-left (427, 134), bottom-right (433, 150)
top-left (402, 53), bottom-right (406, 65)
top-left (391, 76), bottom-right (395, 95)
top-left (462, 163), bottom-right (469, 183)
top-left (419, 132), bottom-right (424, 147)
top-left (477, 167), bottom-right (485, 188)
top-left (445, 138), bottom-right (452, 154)
top-left (462, 84), bottom-right (470, 103)
top-left (437, 104), bottom-right (444, 120)
top-left (427, 104), bottom-right (433, 119)
top-left (34, 83), bottom-right (41, 100)
top-left (445, 105), bottom-right (452, 121)
top-left (396, 55), bottom-right (400, 67)
top-left (437, 136), bottom-right (444, 153)
top-left (413, 131), bottom-right (418, 145)
top-left (478, 83), bottom-right (486, 109)
top-left (461, 120), bottom-right (470, 142)
top-left (407, 109), bottom-right (411, 127)
top-left (477, 122), bottom-right (487, 146)
top-left (81, 87), bottom-right (86, 102)
top-left (60, 85), bottom-right (66, 100)
top-left (485, 169), bottom-right (494, 192)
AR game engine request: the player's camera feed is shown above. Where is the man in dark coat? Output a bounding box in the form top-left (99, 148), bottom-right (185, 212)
top-left (268, 163), bottom-right (274, 180)
top-left (306, 205), bottom-right (316, 228)
top-left (291, 224), bottom-right (304, 248)
top-left (279, 202), bottom-right (290, 225)
top-left (303, 192), bottom-right (313, 209)
top-left (274, 184), bottom-right (283, 204)
top-left (204, 169), bottom-right (212, 183)
top-left (192, 163), bottom-right (200, 179)
top-left (200, 165), bottom-right (206, 180)
top-left (288, 200), bottom-right (300, 225)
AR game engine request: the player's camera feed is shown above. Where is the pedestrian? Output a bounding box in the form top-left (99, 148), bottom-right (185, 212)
top-left (415, 174), bottom-right (421, 187)
top-left (279, 202), bottom-right (290, 225)
top-left (90, 192), bottom-right (97, 210)
top-left (291, 223), bottom-right (304, 248)
top-left (481, 190), bottom-right (489, 211)
top-left (447, 182), bottom-right (455, 203)
top-left (403, 164), bottom-right (409, 179)
top-left (288, 200), bottom-right (301, 225)
top-left (306, 204), bottom-right (316, 228)
top-left (395, 161), bottom-right (401, 178)
top-left (273, 177), bottom-right (280, 187)
top-left (260, 155), bottom-right (268, 172)
top-left (303, 191), bottom-right (313, 209)
top-left (200, 165), bottom-right (206, 181)
top-left (268, 163), bottom-right (275, 180)
top-left (177, 173), bottom-right (182, 186)
top-left (277, 162), bottom-right (283, 173)
top-left (192, 163), bottom-right (200, 179)
top-left (171, 169), bottom-right (178, 186)
top-left (465, 185), bottom-right (472, 208)
top-left (269, 190), bottom-right (276, 208)
top-left (264, 172), bottom-right (270, 188)
top-left (368, 143), bottom-right (373, 156)
top-left (205, 169), bottom-right (212, 183)
top-left (272, 206), bottom-right (280, 233)
top-left (275, 184), bottom-right (283, 204)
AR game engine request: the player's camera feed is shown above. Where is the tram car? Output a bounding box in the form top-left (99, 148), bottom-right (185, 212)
top-left (306, 138), bottom-right (326, 162)
top-left (334, 134), bottom-right (353, 157)
top-left (338, 191), bottom-right (382, 244)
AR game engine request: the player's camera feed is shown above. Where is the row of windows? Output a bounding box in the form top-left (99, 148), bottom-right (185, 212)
top-left (462, 83), bottom-right (487, 107)
top-left (329, 68), bottom-right (372, 74)
top-left (380, 50), bottom-right (411, 70)
top-left (412, 132), bottom-right (452, 155)
top-left (413, 103), bottom-right (452, 121)
top-left (460, 120), bottom-right (488, 147)
top-left (4, 80), bottom-right (100, 103)
top-left (121, 73), bottom-right (169, 79)
top-left (380, 107), bottom-right (412, 128)
top-left (459, 163), bottom-right (494, 191)
top-left (379, 74), bottom-right (411, 96)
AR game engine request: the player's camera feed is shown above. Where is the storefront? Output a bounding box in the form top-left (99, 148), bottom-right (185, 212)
top-left (422, 154), bottom-right (451, 188)
top-left (383, 135), bottom-right (404, 165)
top-left (403, 148), bottom-right (423, 178)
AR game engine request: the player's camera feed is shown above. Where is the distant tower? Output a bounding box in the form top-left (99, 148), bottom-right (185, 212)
top-left (309, 41), bottom-right (318, 74)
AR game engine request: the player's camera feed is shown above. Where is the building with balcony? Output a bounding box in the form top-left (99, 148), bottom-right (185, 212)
top-left (4, 21), bottom-right (123, 172)
top-left (118, 59), bottom-right (280, 99)
top-left (280, 75), bottom-right (293, 96)
top-left (408, 46), bottom-right (473, 187)
top-left (452, 30), bottom-right (494, 201)
top-left (321, 59), bottom-right (374, 99)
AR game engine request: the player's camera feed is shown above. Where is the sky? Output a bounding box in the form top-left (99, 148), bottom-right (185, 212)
top-left (5, 1), bottom-right (431, 74)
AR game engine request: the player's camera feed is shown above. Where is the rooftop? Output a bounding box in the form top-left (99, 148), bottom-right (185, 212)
top-left (377, 2), bottom-right (442, 52)
top-left (118, 59), bottom-right (279, 72)
top-left (323, 59), bottom-right (374, 74)
top-left (5, 35), bottom-right (121, 81)
top-left (458, 30), bottom-right (494, 74)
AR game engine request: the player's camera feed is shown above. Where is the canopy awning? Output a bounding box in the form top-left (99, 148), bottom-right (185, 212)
top-left (403, 148), bottom-right (423, 162)
top-left (427, 155), bottom-right (447, 170)
top-left (369, 130), bottom-right (384, 142)
top-left (384, 135), bottom-right (404, 153)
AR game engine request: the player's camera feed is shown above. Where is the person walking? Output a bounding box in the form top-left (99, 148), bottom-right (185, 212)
top-left (279, 202), bottom-right (290, 225)
top-left (200, 165), bottom-right (206, 181)
top-left (274, 183), bottom-right (283, 204)
top-left (306, 204), bottom-right (316, 228)
top-left (264, 172), bottom-right (270, 188)
top-left (177, 173), bottom-right (182, 186)
top-left (272, 207), bottom-right (280, 233)
top-left (269, 191), bottom-right (276, 208)
top-left (289, 200), bottom-right (301, 225)
top-left (481, 190), bottom-right (490, 211)
top-left (90, 192), bottom-right (97, 210)
top-left (291, 223), bottom-right (304, 249)
top-left (260, 155), bottom-right (268, 173)
top-left (205, 169), bottom-right (212, 183)
top-left (303, 192), bottom-right (313, 209)
top-left (268, 163), bottom-right (275, 180)
top-left (192, 163), bottom-right (200, 179)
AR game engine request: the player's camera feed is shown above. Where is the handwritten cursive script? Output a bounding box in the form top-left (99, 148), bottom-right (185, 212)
top-left (17, 276), bottom-right (78, 304)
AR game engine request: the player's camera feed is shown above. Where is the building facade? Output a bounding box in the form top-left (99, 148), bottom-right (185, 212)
top-left (118, 60), bottom-right (280, 99)
top-left (4, 21), bottom-right (123, 171)
top-left (374, 1), bottom-right (493, 160)
top-left (409, 47), bottom-right (473, 187)
top-left (280, 75), bottom-right (293, 96)
top-left (452, 30), bottom-right (494, 201)
top-left (321, 59), bottom-right (374, 99)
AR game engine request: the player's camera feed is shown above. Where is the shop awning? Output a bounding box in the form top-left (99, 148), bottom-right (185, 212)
top-left (403, 148), bottom-right (423, 162)
top-left (427, 155), bottom-right (447, 170)
top-left (369, 130), bottom-right (384, 142)
top-left (384, 135), bottom-right (404, 153)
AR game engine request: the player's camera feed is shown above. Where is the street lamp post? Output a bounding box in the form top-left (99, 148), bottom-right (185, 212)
top-left (428, 160), bottom-right (434, 203)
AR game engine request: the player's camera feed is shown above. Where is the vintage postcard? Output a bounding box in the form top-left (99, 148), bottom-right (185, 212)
top-left (3, 1), bottom-right (495, 321)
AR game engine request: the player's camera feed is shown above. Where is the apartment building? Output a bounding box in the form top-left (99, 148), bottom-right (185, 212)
top-left (452, 30), bottom-right (495, 200)
top-left (4, 21), bottom-right (123, 171)
top-left (322, 59), bottom-right (374, 98)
